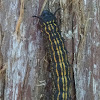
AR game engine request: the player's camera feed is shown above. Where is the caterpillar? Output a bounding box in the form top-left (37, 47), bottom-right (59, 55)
top-left (33, 10), bottom-right (71, 100)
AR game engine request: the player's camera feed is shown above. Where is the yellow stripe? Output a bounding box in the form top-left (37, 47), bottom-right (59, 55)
top-left (53, 40), bottom-right (63, 76)
top-left (43, 21), bottom-right (71, 99)
top-left (53, 23), bottom-right (67, 61)
top-left (56, 39), bottom-right (66, 99)
top-left (52, 23), bottom-right (70, 99)
top-left (57, 31), bottom-right (69, 96)
top-left (53, 24), bottom-right (67, 76)
top-left (44, 23), bottom-right (60, 99)
top-left (48, 25), bottom-right (51, 31)
top-left (50, 23), bottom-right (65, 100)
top-left (53, 23), bottom-right (71, 94)
top-left (50, 24), bottom-right (54, 30)
top-left (53, 39), bottom-right (64, 100)
top-left (58, 46), bottom-right (66, 76)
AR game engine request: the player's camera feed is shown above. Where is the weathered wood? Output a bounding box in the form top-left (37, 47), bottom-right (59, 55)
top-left (73, 0), bottom-right (100, 100)
top-left (0, 0), bottom-right (100, 100)
top-left (0, 0), bottom-right (45, 100)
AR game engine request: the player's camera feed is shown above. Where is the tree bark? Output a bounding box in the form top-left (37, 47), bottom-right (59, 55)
top-left (0, 0), bottom-right (46, 100)
top-left (0, 0), bottom-right (100, 100)
top-left (72, 0), bottom-right (100, 100)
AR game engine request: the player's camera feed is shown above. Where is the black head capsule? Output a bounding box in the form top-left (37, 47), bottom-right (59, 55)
top-left (40, 10), bottom-right (56, 24)
top-left (33, 8), bottom-right (61, 25)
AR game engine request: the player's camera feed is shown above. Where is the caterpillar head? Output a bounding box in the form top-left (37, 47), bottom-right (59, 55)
top-left (33, 8), bottom-right (60, 25)
top-left (40, 10), bottom-right (56, 24)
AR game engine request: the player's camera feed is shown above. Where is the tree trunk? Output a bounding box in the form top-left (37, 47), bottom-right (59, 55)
top-left (0, 0), bottom-right (100, 100)
top-left (73, 0), bottom-right (100, 100)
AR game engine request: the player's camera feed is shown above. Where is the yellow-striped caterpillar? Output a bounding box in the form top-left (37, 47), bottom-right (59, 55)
top-left (33, 10), bottom-right (71, 100)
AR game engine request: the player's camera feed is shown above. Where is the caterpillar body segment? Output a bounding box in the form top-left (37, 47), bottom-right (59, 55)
top-left (34, 10), bottom-right (71, 100)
